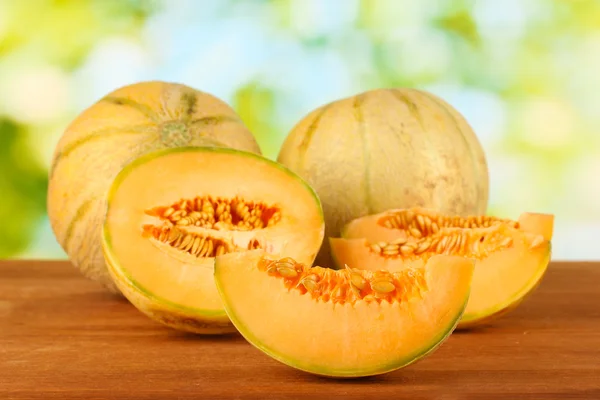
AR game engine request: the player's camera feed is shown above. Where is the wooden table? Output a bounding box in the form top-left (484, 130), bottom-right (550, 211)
top-left (1, 260), bottom-right (599, 399)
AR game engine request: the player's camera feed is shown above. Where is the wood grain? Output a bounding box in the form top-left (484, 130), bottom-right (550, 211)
top-left (1, 260), bottom-right (599, 399)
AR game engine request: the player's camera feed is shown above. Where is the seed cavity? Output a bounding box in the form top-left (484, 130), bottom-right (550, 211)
top-left (346, 265), bottom-right (367, 291)
top-left (259, 257), bottom-right (427, 305)
top-left (277, 265), bottom-right (299, 278)
top-left (377, 210), bottom-right (519, 237)
top-left (300, 274), bottom-right (319, 292)
top-left (143, 225), bottom-right (262, 258)
top-left (146, 195), bottom-right (282, 231)
top-left (368, 225), bottom-right (519, 261)
top-left (142, 195), bottom-right (277, 259)
top-left (371, 280), bottom-right (396, 294)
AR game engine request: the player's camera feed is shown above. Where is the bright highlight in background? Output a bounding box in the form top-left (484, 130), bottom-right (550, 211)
top-left (0, 0), bottom-right (598, 260)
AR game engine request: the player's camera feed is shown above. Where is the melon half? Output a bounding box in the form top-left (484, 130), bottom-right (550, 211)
top-left (214, 249), bottom-right (475, 378)
top-left (48, 81), bottom-right (262, 293)
top-left (330, 207), bottom-right (554, 328)
top-left (102, 147), bottom-right (324, 333)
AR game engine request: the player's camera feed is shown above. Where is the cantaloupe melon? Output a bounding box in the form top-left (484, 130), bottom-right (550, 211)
top-left (330, 207), bottom-right (554, 328)
top-left (101, 146), bottom-right (324, 333)
top-left (47, 81), bottom-right (261, 293)
top-left (277, 88), bottom-right (489, 267)
top-left (214, 249), bottom-right (474, 377)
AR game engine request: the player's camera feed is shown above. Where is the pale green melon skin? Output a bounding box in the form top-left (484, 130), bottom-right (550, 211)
top-left (277, 88), bottom-right (489, 268)
top-left (47, 81), bottom-right (261, 293)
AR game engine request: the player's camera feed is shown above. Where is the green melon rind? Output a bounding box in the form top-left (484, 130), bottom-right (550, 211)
top-left (101, 145), bottom-right (325, 319)
top-left (103, 238), bottom-right (234, 333)
top-left (458, 243), bottom-right (552, 328)
top-left (214, 259), bottom-right (472, 378)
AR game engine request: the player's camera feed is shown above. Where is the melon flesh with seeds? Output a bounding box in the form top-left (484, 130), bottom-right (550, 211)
top-left (47, 81), bottom-right (262, 293)
top-left (102, 147), bottom-right (324, 333)
top-left (214, 249), bottom-right (474, 377)
top-left (330, 207), bottom-right (554, 328)
top-left (277, 88), bottom-right (489, 267)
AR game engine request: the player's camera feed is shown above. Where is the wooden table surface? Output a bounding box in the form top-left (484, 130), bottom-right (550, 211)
top-left (1, 260), bottom-right (599, 399)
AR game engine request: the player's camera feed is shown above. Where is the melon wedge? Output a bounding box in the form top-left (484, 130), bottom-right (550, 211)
top-left (331, 207), bottom-right (554, 328)
top-left (102, 147), bottom-right (324, 333)
top-left (214, 249), bottom-right (475, 378)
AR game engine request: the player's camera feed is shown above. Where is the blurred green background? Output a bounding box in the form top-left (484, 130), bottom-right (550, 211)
top-left (0, 0), bottom-right (597, 260)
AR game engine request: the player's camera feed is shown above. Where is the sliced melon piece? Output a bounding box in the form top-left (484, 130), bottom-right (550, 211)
top-left (102, 146), bottom-right (324, 334)
top-left (330, 207), bottom-right (554, 328)
top-left (214, 249), bottom-right (475, 378)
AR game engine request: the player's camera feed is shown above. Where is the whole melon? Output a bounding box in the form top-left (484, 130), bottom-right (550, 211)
top-left (277, 88), bottom-right (489, 267)
top-left (47, 81), bottom-right (261, 293)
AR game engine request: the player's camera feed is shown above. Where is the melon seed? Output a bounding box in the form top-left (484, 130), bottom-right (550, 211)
top-left (370, 244), bottom-right (382, 253)
top-left (331, 285), bottom-right (344, 299)
top-left (173, 235), bottom-right (184, 248)
top-left (196, 237), bottom-right (207, 254)
top-left (301, 277), bottom-right (318, 292)
top-left (500, 237), bottom-right (513, 247)
top-left (191, 236), bottom-right (201, 255)
top-left (415, 239), bottom-right (431, 254)
top-left (179, 234), bottom-right (193, 250)
top-left (400, 245), bottom-right (414, 256)
top-left (391, 237), bottom-right (408, 245)
top-left (446, 235), bottom-right (458, 252)
top-left (437, 236), bottom-right (448, 252)
top-left (416, 215), bottom-right (425, 231)
top-left (197, 240), bottom-right (208, 257)
top-left (168, 229), bottom-right (180, 243)
top-left (266, 262), bottom-right (279, 274)
top-left (183, 236), bottom-right (195, 252)
top-left (471, 237), bottom-right (481, 254)
top-left (371, 280), bottom-right (396, 293)
top-left (384, 243), bottom-right (399, 252)
top-left (275, 258), bottom-right (296, 270)
top-left (349, 272), bottom-right (367, 291)
top-left (383, 248), bottom-right (399, 256)
top-left (529, 235), bottom-right (544, 249)
top-left (277, 265), bottom-right (298, 278)
top-left (409, 228), bottom-right (422, 238)
top-left (206, 240), bottom-right (214, 257)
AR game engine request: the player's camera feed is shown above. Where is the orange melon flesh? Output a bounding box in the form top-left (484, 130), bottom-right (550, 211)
top-left (332, 208), bottom-right (554, 328)
top-left (341, 209), bottom-right (408, 243)
top-left (214, 249), bottom-right (475, 377)
top-left (102, 147), bottom-right (324, 333)
top-left (518, 212), bottom-right (554, 241)
top-left (461, 235), bottom-right (550, 327)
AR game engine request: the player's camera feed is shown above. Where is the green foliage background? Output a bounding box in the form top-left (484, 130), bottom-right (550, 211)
top-left (0, 0), bottom-right (597, 260)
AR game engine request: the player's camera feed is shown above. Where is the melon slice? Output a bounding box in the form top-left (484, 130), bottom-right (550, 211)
top-left (102, 147), bottom-right (324, 334)
top-left (214, 249), bottom-right (475, 378)
top-left (330, 207), bottom-right (554, 328)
